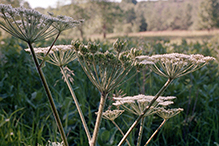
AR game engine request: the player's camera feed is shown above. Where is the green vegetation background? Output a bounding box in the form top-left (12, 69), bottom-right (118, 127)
top-left (0, 36), bottom-right (219, 146)
top-left (0, 0), bottom-right (219, 145)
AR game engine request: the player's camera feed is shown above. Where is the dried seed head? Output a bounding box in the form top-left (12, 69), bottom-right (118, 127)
top-left (79, 44), bottom-right (89, 55)
top-left (74, 39), bottom-right (141, 93)
top-left (87, 42), bottom-right (99, 54)
top-left (71, 40), bottom-right (81, 51)
top-left (129, 48), bottom-right (142, 59)
top-left (113, 38), bottom-right (126, 53)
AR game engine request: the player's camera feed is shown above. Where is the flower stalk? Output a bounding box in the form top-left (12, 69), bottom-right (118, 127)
top-left (101, 109), bottom-right (130, 146)
top-left (60, 66), bottom-right (91, 141)
top-left (111, 120), bottom-right (131, 146)
top-left (0, 5), bottom-right (83, 145)
top-left (137, 118), bottom-right (145, 146)
top-left (145, 107), bottom-right (183, 145)
top-left (39, 31), bottom-right (61, 68)
top-left (27, 43), bottom-right (68, 146)
top-left (144, 119), bottom-right (167, 146)
top-left (89, 93), bottom-right (108, 146)
top-left (72, 40), bottom-right (142, 146)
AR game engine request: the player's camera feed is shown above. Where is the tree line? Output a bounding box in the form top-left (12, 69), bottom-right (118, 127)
top-left (1, 0), bottom-right (219, 38)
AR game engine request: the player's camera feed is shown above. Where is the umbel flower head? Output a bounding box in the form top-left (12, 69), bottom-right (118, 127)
top-left (71, 39), bottom-right (143, 94)
top-left (100, 109), bottom-right (124, 121)
top-left (47, 141), bottom-right (63, 146)
top-left (0, 4), bottom-right (81, 43)
top-left (155, 107), bottom-right (184, 120)
top-left (25, 45), bottom-right (76, 67)
top-left (137, 53), bottom-right (215, 79)
top-left (48, 12), bottom-right (83, 32)
top-left (113, 94), bottom-right (176, 117)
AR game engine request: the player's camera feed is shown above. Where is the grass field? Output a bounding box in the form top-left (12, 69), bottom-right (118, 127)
top-left (1, 29), bottom-right (219, 146)
top-left (86, 29), bottom-right (219, 43)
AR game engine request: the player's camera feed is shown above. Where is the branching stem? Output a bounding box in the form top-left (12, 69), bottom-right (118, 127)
top-left (118, 78), bottom-right (173, 146)
top-left (111, 120), bottom-right (131, 146)
top-left (28, 43), bottom-right (68, 146)
top-left (60, 66), bottom-right (91, 141)
top-left (39, 32), bottom-right (61, 68)
top-left (144, 119), bottom-right (167, 146)
top-left (137, 118), bottom-right (145, 146)
top-left (90, 92), bottom-right (108, 146)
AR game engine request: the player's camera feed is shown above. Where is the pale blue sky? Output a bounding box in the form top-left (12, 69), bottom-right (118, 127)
top-left (25, 0), bottom-right (124, 8)
top-left (25, 0), bottom-right (72, 8)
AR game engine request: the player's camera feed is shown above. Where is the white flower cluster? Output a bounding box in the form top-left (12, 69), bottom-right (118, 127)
top-left (25, 45), bottom-right (76, 66)
top-left (155, 107), bottom-right (184, 120)
top-left (47, 141), bottom-right (63, 146)
top-left (0, 4), bottom-right (81, 43)
top-left (137, 53), bottom-right (215, 79)
top-left (101, 109), bottom-right (125, 121)
top-left (48, 12), bottom-right (83, 32)
top-left (113, 94), bottom-right (176, 117)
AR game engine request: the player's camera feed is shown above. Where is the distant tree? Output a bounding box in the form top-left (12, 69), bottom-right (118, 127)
top-left (88, 0), bottom-right (123, 38)
top-left (22, 1), bottom-right (31, 9)
top-left (183, 3), bottom-right (193, 29)
top-left (71, 0), bottom-right (88, 4)
top-left (199, 0), bottom-right (219, 30)
top-left (59, 4), bottom-right (90, 39)
top-left (139, 14), bottom-right (147, 31)
top-left (122, 0), bottom-right (137, 5)
top-left (170, 16), bottom-right (182, 30)
top-left (0, 0), bottom-right (21, 7)
top-left (71, 5), bottom-right (89, 39)
top-left (169, 3), bottom-right (193, 30)
top-left (125, 8), bottom-right (136, 24)
top-left (144, 1), bottom-right (166, 31)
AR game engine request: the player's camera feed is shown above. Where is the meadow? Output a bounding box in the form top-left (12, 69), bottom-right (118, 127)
top-left (85, 29), bottom-right (219, 43)
top-left (0, 29), bottom-right (219, 146)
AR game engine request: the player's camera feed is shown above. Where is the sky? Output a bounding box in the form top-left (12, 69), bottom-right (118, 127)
top-left (25, 0), bottom-right (123, 8)
top-left (25, 0), bottom-right (72, 8)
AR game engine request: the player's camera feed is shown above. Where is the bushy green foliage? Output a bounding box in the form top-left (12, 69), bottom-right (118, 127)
top-left (199, 0), bottom-right (219, 30)
top-left (0, 36), bottom-right (218, 145)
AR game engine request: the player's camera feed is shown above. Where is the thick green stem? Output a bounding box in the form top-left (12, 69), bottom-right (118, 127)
top-left (90, 93), bottom-right (108, 146)
top-left (118, 78), bottom-right (173, 146)
top-left (137, 118), bottom-right (145, 146)
top-left (28, 43), bottom-right (68, 146)
top-left (111, 120), bottom-right (131, 146)
top-left (60, 66), bottom-right (91, 141)
top-left (145, 119), bottom-right (167, 146)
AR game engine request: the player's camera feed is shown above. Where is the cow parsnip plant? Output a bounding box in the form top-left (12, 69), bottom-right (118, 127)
top-left (0, 4), bottom-right (82, 146)
top-left (0, 4), bottom-right (216, 146)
